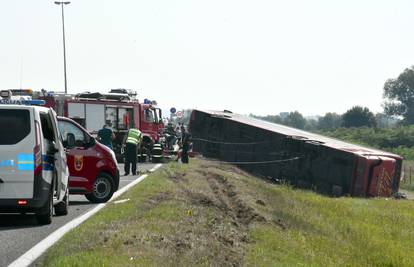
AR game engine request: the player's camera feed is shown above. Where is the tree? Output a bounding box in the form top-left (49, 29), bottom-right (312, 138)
top-left (304, 118), bottom-right (318, 131)
top-left (383, 66), bottom-right (414, 124)
top-left (318, 112), bottom-right (342, 130)
top-left (342, 106), bottom-right (376, 128)
top-left (284, 111), bottom-right (306, 129)
top-left (375, 112), bottom-right (399, 128)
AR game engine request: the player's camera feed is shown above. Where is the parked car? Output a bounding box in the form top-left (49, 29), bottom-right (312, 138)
top-left (57, 116), bottom-right (119, 203)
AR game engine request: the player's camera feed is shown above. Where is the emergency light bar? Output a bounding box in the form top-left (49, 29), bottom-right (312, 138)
top-left (0, 99), bottom-right (45, 106)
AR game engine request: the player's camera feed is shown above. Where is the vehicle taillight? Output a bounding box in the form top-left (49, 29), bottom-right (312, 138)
top-left (18, 200), bottom-right (28, 205)
top-left (34, 121), bottom-right (42, 176)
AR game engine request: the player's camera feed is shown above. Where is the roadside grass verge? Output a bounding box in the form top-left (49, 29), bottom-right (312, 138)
top-left (38, 159), bottom-right (414, 266)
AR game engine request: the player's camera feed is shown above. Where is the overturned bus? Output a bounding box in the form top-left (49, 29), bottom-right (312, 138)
top-left (189, 110), bottom-right (402, 197)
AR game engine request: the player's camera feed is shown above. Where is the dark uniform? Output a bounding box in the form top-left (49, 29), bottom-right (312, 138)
top-left (180, 126), bottom-right (191, 164)
top-left (98, 125), bottom-right (114, 149)
top-left (124, 128), bottom-right (141, 175)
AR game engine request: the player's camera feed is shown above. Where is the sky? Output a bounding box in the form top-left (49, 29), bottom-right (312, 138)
top-left (1, 0), bottom-right (413, 116)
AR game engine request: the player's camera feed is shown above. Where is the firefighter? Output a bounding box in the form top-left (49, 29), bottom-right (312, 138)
top-left (180, 125), bottom-right (191, 164)
top-left (123, 128), bottom-right (142, 176)
top-left (98, 124), bottom-right (115, 149)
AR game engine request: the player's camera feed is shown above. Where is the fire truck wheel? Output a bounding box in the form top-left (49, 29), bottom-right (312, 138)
top-left (36, 190), bottom-right (53, 225)
top-left (54, 188), bottom-right (69, 216)
top-left (85, 173), bottom-right (115, 203)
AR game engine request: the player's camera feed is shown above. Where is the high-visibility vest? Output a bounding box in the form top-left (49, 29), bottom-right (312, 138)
top-left (126, 128), bottom-right (141, 145)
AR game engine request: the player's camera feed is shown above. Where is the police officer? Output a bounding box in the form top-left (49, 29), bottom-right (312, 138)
top-left (97, 124), bottom-right (115, 149)
top-left (123, 128), bottom-right (141, 176)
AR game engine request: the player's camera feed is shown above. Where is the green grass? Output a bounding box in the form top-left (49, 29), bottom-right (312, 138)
top-left (38, 159), bottom-right (414, 267)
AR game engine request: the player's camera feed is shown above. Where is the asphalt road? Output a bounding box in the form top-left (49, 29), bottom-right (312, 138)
top-left (0, 163), bottom-right (157, 267)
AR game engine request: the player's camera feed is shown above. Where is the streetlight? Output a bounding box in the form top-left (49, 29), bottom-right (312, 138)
top-left (54, 1), bottom-right (71, 94)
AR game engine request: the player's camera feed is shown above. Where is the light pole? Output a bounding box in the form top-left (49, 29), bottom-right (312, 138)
top-left (54, 1), bottom-right (70, 94)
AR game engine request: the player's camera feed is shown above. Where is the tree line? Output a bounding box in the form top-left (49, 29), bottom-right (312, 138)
top-left (251, 107), bottom-right (395, 131)
top-left (252, 66), bottom-right (414, 159)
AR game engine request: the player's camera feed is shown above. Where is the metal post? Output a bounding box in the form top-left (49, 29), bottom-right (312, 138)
top-left (55, 1), bottom-right (70, 94)
top-left (61, 4), bottom-right (68, 94)
top-left (404, 165), bottom-right (406, 184)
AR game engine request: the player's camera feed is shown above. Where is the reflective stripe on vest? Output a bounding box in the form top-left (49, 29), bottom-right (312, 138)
top-left (126, 129), bottom-right (141, 145)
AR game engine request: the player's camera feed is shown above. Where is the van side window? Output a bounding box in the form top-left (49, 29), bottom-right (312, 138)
top-left (0, 109), bottom-right (30, 145)
top-left (40, 113), bottom-right (56, 142)
top-left (58, 120), bottom-right (86, 147)
top-left (40, 113), bottom-right (57, 154)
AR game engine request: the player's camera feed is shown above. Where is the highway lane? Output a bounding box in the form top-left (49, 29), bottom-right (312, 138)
top-left (0, 163), bottom-right (157, 267)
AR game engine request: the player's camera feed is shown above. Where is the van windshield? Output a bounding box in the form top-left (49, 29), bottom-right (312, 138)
top-left (0, 109), bottom-right (31, 145)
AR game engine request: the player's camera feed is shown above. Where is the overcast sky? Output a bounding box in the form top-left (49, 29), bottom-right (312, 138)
top-left (1, 0), bottom-right (413, 116)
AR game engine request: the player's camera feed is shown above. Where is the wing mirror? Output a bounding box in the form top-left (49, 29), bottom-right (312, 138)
top-left (67, 133), bottom-right (76, 149)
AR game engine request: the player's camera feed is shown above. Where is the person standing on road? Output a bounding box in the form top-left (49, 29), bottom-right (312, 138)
top-left (180, 125), bottom-right (191, 164)
top-left (98, 124), bottom-right (115, 149)
top-left (123, 128), bottom-right (142, 176)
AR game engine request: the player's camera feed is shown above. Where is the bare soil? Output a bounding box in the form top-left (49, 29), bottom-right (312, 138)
top-left (158, 162), bottom-right (270, 266)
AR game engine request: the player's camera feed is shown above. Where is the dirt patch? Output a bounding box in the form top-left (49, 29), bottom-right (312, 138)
top-left (165, 170), bottom-right (189, 184)
top-left (198, 170), bottom-right (266, 227)
top-left (127, 163), bottom-right (271, 265)
top-left (256, 199), bottom-right (266, 206)
top-left (187, 191), bottom-right (216, 207)
top-left (146, 191), bottom-right (172, 205)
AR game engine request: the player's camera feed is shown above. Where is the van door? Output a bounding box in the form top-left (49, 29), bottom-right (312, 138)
top-left (47, 109), bottom-right (68, 200)
top-left (0, 108), bottom-right (35, 199)
top-left (58, 119), bottom-right (97, 191)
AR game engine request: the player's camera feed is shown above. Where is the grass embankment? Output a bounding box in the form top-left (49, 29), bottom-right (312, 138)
top-left (39, 159), bottom-right (414, 266)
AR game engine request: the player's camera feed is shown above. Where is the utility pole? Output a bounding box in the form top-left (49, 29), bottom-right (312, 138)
top-left (54, 1), bottom-right (71, 94)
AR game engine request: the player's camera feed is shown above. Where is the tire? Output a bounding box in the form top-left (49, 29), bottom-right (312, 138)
top-left (36, 190), bottom-right (53, 225)
top-left (85, 173), bottom-right (115, 203)
top-left (54, 188), bottom-right (69, 216)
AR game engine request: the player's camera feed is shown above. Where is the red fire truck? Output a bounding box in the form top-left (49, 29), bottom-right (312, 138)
top-left (38, 89), bottom-right (164, 161)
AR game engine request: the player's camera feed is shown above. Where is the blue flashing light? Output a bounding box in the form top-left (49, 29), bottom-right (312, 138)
top-left (0, 99), bottom-right (45, 106)
top-left (144, 99), bottom-right (151, 104)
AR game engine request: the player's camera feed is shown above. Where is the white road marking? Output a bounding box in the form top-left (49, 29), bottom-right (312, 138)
top-left (8, 164), bottom-right (163, 267)
top-left (113, 199), bottom-right (130, 204)
top-left (150, 164), bottom-right (162, 172)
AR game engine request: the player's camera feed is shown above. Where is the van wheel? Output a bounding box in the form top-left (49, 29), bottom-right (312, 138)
top-left (36, 191), bottom-right (53, 225)
top-left (85, 173), bottom-right (115, 203)
top-left (55, 188), bottom-right (69, 216)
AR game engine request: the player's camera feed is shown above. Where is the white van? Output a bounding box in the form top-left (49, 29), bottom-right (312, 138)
top-left (0, 100), bottom-right (69, 224)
